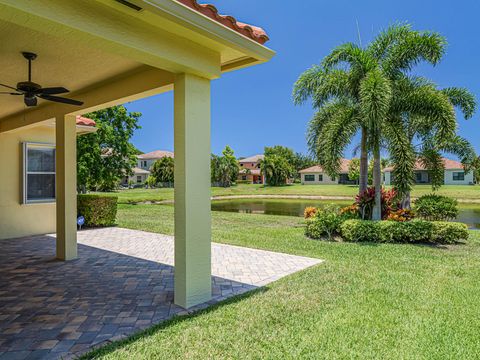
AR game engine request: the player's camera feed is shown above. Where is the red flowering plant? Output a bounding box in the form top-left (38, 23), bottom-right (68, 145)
top-left (355, 187), bottom-right (398, 220)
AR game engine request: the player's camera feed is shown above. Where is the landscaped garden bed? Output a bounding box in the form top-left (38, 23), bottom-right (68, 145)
top-left (305, 190), bottom-right (469, 244)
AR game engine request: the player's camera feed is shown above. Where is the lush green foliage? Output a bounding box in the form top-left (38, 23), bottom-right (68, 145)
top-left (77, 194), bottom-right (118, 227)
top-left (340, 219), bottom-right (468, 244)
top-left (77, 106), bottom-right (141, 192)
top-left (414, 194), bottom-right (459, 221)
top-left (211, 146), bottom-right (239, 187)
top-left (305, 207), bottom-right (345, 240)
top-left (149, 156), bottom-right (174, 185)
top-left (261, 154), bottom-right (294, 186)
top-left (264, 146), bottom-right (315, 181)
top-left (293, 23), bottom-right (476, 211)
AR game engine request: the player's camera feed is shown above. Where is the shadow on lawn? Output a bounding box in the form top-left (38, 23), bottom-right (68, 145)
top-left (80, 287), bottom-right (268, 359)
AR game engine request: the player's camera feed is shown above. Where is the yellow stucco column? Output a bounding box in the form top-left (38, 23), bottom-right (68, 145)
top-left (56, 114), bottom-right (77, 260)
top-left (174, 73), bottom-right (212, 308)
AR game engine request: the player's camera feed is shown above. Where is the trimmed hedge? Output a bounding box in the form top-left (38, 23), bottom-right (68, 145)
top-left (340, 219), bottom-right (468, 244)
top-left (77, 194), bottom-right (118, 227)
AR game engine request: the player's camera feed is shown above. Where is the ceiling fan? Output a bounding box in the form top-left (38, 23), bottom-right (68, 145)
top-left (0, 52), bottom-right (84, 107)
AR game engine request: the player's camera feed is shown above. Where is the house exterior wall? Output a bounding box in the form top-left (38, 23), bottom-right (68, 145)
top-left (138, 159), bottom-right (156, 170)
top-left (384, 169), bottom-right (473, 185)
top-left (384, 171), bottom-right (391, 186)
top-left (301, 172), bottom-right (338, 185)
top-left (444, 169), bottom-right (473, 185)
top-left (0, 126), bottom-right (56, 240)
top-left (238, 161), bottom-right (262, 184)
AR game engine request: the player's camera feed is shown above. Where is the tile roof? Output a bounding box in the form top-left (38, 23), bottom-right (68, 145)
top-left (138, 150), bottom-right (174, 159)
top-left (299, 159), bottom-right (351, 174)
top-left (384, 158), bottom-right (464, 172)
top-left (239, 154), bottom-right (264, 163)
top-left (76, 116), bottom-right (96, 127)
top-left (176, 0), bottom-right (269, 45)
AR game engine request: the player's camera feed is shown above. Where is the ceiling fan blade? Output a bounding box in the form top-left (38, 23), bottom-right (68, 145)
top-left (0, 92), bottom-right (22, 95)
top-left (37, 87), bottom-right (69, 95)
top-left (24, 96), bottom-right (37, 107)
top-left (38, 94), bottom-right (83, 106)
top-left (0, 83), bottom-right (19, 91)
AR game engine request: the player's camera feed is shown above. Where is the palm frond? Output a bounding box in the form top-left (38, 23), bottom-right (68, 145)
top-left (441, 87), bottom-right (477, 119)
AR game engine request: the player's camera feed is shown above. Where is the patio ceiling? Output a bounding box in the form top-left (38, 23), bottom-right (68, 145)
top-left (0, 20), bottom-right (143, 120)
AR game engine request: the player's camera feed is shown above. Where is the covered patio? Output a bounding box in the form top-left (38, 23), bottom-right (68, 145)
top-left (0, 0), bottom-right (274, 310)
top-left (0, 228), bottom-right (321, 359)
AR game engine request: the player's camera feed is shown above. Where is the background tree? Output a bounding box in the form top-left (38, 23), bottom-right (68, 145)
top-left (261, 154), bottom-right (294, 186)
top-left (211, 146), bottom-right (239, 187)
top-left (77, 105), bottom-right (141, 192)
top-left (150, 156), bottom-right (174, 185)
top-left (264, 145), bottom-right (314, 180)
top-left (348, 158), bottom-right (361, 182)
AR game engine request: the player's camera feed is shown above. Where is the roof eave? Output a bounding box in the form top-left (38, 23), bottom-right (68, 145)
top-left (136, 0), bottom-right (275, 71)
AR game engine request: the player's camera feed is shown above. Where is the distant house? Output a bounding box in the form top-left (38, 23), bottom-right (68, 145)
top-left (238, 154), bottom-right (264, 184)
top-left (299, 159), bottom-right (357, 185)
top-left (121, 150), bottom-right (174, 186)
top-left (384, 158), bottom-right (473, 185)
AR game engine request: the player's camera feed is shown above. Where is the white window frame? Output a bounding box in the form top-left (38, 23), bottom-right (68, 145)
top-left (304, 174), bottom-right (315, 182)
top-left (23, 142), bottom-right (56, 204)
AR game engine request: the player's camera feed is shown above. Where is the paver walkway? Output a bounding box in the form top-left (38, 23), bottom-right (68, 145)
top-left (0, 228), bottom-right (321, 359)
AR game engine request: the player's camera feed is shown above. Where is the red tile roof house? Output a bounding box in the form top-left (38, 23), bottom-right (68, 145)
top-left (384, 158), bottom-right (474, 185)
top-left (121, 150), bottom-right (174, 186)
top-left (238, 154), bottom-right (264, 184)
top-left (299, 159), bottom-right (358, 185)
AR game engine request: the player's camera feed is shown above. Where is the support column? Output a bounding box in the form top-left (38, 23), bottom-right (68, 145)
top-left (174, 73), bottom-right (212, 308)
top-left (56, 114), bottom-right (77, 260)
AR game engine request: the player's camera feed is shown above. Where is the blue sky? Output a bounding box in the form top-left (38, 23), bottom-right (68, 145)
top-left (126, 0), bottom-right (480, 159)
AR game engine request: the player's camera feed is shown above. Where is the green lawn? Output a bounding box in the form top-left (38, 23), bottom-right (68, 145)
top-left (84, 204), bottom-right (480, 359)
top-left (96, 183), bottom-right (480, 204)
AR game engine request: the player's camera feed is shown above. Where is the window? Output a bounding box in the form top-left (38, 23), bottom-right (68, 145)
top-left (23, 143), bottom-right (56, 204)
top-left (415, 172), bottom-right (422, 183)
top-left (318, 174), bottom-right (323, 181)
top-left (453, 172), bottom-right (465, 181)
top-left (242, 175), bottom-right (247, 181)
top-left (137, 175), bottom-right (142, 183)
top-left (304, 174), bottom-right (315, 182)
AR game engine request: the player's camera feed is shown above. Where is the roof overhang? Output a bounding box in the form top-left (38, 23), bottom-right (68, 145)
top-left (0, 0), bottom-right (274, 131)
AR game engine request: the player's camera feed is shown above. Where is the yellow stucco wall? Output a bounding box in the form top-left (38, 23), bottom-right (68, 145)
top-left (0, 126), bottom-right (56, 240)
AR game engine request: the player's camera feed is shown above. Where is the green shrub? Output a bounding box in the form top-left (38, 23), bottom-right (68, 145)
top-left (77, 194), bottom-right (118, 227)
top-left (340, 220), bottom-right (380, 242)
top-left (305, 208), bottom-right (345, 240)
top-left (414, 194), bottom-right (458, 221)
top-left (340, 219), bottom-right (468, 244)
top-left (377, 220), bottom-right (433, 243)
top-left (431, 222), bottom-right (469, 244)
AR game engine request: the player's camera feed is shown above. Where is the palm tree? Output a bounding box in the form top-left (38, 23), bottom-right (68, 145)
top-left (294, 23), bottom-right (471, 219)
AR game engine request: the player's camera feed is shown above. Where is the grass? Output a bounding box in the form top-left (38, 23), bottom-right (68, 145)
top-left (95, 183), bottom-right (480, 204)
top-left (83, 204), bottom-right (480, 359)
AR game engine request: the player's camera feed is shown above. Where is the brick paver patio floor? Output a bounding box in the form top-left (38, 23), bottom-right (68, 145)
top-left (0, 227), bottom-right (322, 359)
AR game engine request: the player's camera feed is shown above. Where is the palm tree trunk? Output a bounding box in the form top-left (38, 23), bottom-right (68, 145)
top-left (359, 127), bottom-right (368, 194)
top-left (372, 145), bottom-right (382, 221)
top-left (401, 191), bottom-right (411, 209)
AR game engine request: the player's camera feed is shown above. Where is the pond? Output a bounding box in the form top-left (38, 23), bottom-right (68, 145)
top-left (211, 198), bottom-right (480, 229)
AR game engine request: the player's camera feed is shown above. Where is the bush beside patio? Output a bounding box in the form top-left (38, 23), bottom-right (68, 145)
top-left (77, 194), bottom-right (118, 227)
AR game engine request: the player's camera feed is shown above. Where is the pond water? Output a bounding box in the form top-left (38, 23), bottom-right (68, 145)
top-left (211, 199), bottom-right (480, 229)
